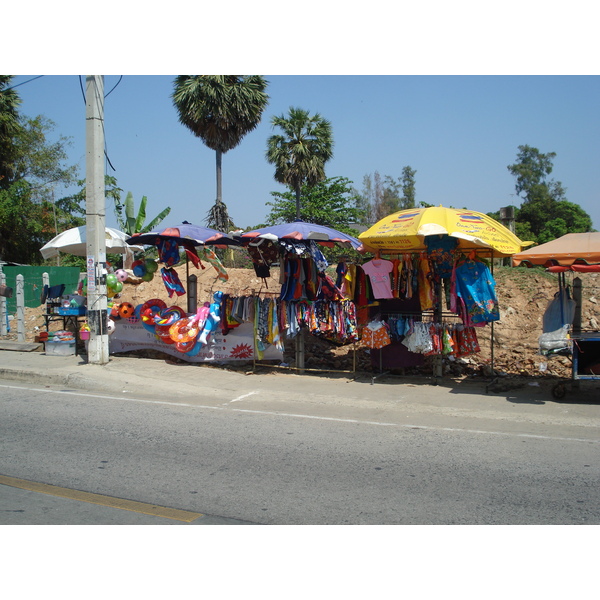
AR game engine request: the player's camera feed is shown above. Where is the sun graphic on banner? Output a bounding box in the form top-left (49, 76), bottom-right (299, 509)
top-left (230, 343), bottom-right (253, 359)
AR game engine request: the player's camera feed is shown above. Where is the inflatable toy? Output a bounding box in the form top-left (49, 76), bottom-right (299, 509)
top-left (132, 260), bottom-right (146, 278)
top-left (168, 305), bottom-right (209, 347)
top-left (140, 298), bottom-right (167, 333)
top-left (115, 269), bottom-right (128, 282)
top-left (106, 273), bottom-right (117, 288)
top-left (144, 259), bottom-right (158, 274)
top-left (118, 302), bottom-right (135, 319)
top-left (197, 292), bottom-right (223, 345)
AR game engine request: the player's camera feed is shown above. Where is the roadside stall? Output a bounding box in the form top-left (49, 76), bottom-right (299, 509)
top-left (113, 222), bottom-right (278, 363)
top-left (358, 206), bottom-right (531, 380)
top-left (38, 226), bottom-right (142, 355)
top-left (512, 232), bottom-right (600, 399)
top-left (237, 220), bottom-right (362, 371)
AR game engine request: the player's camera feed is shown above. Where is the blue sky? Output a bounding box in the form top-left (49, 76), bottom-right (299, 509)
top-left (10, 74), bottom-right (600, 233)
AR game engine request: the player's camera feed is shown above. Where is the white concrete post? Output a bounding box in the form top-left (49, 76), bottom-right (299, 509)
top-left (85, 75), bottom-right (109, 364)
top-left (16, 274), bottom-right (25, 342)
top-left (0, 270), bottom-right (7, 336)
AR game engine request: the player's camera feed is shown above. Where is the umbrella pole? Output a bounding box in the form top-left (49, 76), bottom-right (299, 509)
top-left (490, 251), bottom-right (495, 376)
top-left (296, 329), bottom-right (305, 373)
top-left (433, 280), bottom-right (443, 381)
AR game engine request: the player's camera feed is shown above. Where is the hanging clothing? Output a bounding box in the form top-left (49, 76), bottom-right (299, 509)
top-left (247, 239), bottom-right (279, 279)
top-left (453, 258), bottom-right (499, 324)
top-left (361, 258), bottom-right (395, 299)
top-left (197, 247), bottom-right (228, 282)
top-left (361, 320), bottom-right (392, 349)
top-left (417, 258), bottom-right (434, 311)
top-left (160, 267), bottom-right (185, 297)
top-left (425, 235), bottom-right (458, 279)
top-left (157, 238), bottom-right (180, 267)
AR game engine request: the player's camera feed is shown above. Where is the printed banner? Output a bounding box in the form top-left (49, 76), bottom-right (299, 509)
top-left (109, 318), bottom-right (283, 363)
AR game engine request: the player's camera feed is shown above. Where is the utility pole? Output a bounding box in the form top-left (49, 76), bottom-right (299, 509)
top-left (85, 76), bottom-right (109, 364)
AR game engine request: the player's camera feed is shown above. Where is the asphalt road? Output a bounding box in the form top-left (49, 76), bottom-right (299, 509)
top-left (1, 378), bottom-right (599, 525)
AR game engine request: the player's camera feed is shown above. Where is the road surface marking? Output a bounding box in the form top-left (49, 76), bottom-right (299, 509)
top-left (228, 391), bottom-right (259, 403)
top-left (2, 382), bottom-right (599, 444)
top-left (0, 474), bottom-right (203, 522)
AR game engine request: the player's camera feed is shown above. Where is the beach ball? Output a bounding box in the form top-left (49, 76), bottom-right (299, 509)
top-left (115, 269), bottom-right (128, 282)
top-left (132, 260), bottom-right (146, 277)
top-left (106, 273), bottom-right (118, 289)
top-left (144, 259), bottom-right (158, 274)
top-left (118, 302), bottom-right (135, 319)
top-left (107, 319), bottom-right (116, 335)
top-left (141, 271), bottom-right (154, 282)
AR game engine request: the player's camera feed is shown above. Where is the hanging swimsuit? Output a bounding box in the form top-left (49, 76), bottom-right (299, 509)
top-left (160, 267), bottom-right (186, 297)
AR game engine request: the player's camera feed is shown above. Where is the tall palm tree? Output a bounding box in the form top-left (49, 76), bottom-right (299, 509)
top-left (172, 75), bottom-right (269, 232)
top-left (0, 75), bottom-right (23, 188)
top-left (266, 106), bottom-right (334, 220)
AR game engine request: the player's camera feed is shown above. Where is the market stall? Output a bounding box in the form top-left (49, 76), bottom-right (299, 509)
top-left (112, 221), bottom-right (266, 362)
top-left (237, 220), bottom-right (362, 371)
top-left (357, 206), bottom-right (531, 379)
top-left (38, 226), bottom-right (140, 355)
top-left (512, 232), bottom-right (600, 398)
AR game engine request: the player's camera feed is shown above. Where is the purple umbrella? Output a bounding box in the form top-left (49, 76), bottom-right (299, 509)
top-left (239, 220), bottom-right (361, 250)
top-left (126, 221), bottom-right (240, 247)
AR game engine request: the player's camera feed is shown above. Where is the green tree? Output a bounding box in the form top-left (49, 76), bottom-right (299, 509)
top-left (265, 176), bottom-right (362, 229)
top-left (172, 75), bottom-right (269, 232)
top-left (10, 115), bottom-right (78, 191)
top-left (354, 167), bottom-right (417, 224)
top-left (400, 165), bottom-right (417, 209)
top-left (266, 107), bottom-right (334, 220)
top-left (507, 145), bottom-right (593, 243)
top-left (264, 177), bottom-right (362, 263)
top-left (0, 181), bottom-right (43, 263)
top-left (0, 111), bottom-right (80, 264)
top-left (507, 145), bottom-right (556, 201)
top-left (0, 75), bottom-right (22, 188)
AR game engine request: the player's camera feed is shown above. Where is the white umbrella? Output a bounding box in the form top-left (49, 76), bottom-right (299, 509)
top-left (40, 226), bottom-right (142, 260)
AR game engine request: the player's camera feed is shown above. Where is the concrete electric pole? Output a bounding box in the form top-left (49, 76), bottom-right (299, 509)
top-left (85, 75), bottom-right (109, 364)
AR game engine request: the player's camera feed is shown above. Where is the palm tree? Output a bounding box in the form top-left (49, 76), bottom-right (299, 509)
top-left (266, 106), bottom-right (334, 220)
top-left (172, 75), bottom-right (269, 232)
top-left (0, 75), bottom-right (23, 188)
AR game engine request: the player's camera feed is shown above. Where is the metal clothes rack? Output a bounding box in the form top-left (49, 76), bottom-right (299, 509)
top-left (367, 248), bottom-right (498, 382)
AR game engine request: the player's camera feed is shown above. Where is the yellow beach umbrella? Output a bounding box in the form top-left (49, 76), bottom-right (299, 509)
top-left (359, 205), bottom-right (532, 257)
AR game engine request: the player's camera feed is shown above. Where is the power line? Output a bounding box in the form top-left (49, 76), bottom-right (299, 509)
top-left (79, 76), bottom-right (118, 172)
top-left (5, 75), bottom-right (44, 91)
top-left (105, 76), bottom-right (123, 98)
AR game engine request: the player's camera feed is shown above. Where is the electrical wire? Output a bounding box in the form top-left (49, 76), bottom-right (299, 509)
top-left (5, 75), bottom-right (44, 91)
top-left (104, 76), bottom-right (123, 98)
top-left (79, 76), bottom-right (118, 172)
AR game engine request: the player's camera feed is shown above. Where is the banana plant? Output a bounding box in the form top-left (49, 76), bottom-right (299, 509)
top-left (115, 191), bottom-right (171, 236)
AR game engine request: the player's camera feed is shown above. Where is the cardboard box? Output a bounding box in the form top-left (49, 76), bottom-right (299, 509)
top-left (45, 340), bottom-right (76, 356)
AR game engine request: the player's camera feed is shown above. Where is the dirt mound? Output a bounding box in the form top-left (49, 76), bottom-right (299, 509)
top-left (7, 263), bottom-right (600, 381)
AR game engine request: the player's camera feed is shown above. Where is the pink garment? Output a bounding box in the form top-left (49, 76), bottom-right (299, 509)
top-left (362, 259), bottom-right (394, 299)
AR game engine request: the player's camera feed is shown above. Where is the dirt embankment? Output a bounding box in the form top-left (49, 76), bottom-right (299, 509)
top-left (7, 263), bottom-right (600, 381)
